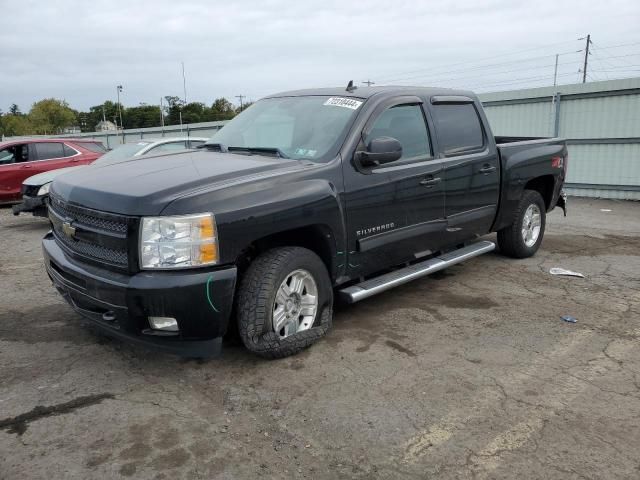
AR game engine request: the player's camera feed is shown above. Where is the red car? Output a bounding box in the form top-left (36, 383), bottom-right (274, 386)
top-left (0, 138), bottom-right (106, 204)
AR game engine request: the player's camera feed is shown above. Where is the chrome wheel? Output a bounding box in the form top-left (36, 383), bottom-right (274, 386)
top-left (521, 204), bottom-right (542, 248)
top-left (272, 269), bottom-right (318, 339)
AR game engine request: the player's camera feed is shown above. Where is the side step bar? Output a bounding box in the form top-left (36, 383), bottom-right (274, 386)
top-left (338, 240), bottom-right (495, 303)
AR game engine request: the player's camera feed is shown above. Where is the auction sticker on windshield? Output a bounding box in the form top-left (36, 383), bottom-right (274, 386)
top-left (323, 97), bottom-right (363, 109)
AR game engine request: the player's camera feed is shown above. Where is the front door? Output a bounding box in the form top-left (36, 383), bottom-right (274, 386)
top-left (0, 143), bottom-right (32, 202)
top-left (342, 98), bottom-right (447, 279)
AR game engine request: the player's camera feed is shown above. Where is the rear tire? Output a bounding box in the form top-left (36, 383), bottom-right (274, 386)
top-left (237, 247), bottom-right (333, 359)
top-left (497, 190), bottom-right (546, 258)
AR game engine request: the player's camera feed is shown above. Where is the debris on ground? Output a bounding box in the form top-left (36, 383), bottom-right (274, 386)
top-left (550, 267), bottom-right (585, 278)
top-left (561, 315), bottom-right (578, 323)
top-left (600, 209), bottom-right (612, 212)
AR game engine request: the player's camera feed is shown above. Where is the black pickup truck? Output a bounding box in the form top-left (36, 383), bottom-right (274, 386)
top-left (43, 85), bottom-right (567, 358)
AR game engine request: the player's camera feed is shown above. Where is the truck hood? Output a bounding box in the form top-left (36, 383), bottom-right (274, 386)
top-left (24, 165), bottom-right (87, 187)
top-left (51, 150), bottom-right (310, 215)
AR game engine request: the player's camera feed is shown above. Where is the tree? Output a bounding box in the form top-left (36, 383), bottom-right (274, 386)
top-left (181, 102), bottom-right (207, 124)
top-left (124, 104), bottom-right (163, 129)
top-left (81, 101), bottom-right (122, 132)
top-left (164, 96), bottom-right (185, 125)
top-left (28, 98), bottom-right (76, 134)
top-left (0, 114), bottom-right (33, 136)
top-left (9, 104), bottom-right (21, 115)
top-left (209, 98), bottom-right (236, 120)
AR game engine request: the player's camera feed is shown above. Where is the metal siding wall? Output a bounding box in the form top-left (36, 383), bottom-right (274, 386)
top-left (481, 78), bottom-right (640, 200)
top-left (566, 143), bottom-right (640, 185)
top-left (559, 94), bottom-right (640, 138)
top-left (483, 101), bottom-right (554, 137)
top-left (4, 121), bottom-right (229, 148)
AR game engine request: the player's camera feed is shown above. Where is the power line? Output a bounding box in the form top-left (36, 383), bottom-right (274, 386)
top-left (374, 40), bottom-right (582, 82)
top-left (381, 50), bottom-right (583, 84)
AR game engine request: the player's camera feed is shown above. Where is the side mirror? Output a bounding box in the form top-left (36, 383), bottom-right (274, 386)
top-left (358, 136), bottom-right (402, 167)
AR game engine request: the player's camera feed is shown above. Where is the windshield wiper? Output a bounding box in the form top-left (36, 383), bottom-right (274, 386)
top-left (201, 143), bottom-right (227, 152)
top-left (227, 146), bottom-right (289, 159)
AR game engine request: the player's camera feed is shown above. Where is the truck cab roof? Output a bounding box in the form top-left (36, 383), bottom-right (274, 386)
top-left (265, 85), bottom-right (477, 101)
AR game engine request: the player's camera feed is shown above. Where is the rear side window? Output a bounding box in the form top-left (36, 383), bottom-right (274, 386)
top-left (77, 142), bottom-right (107, 153)
top-left (431, 103), bottom-right (484, 155)
top-left (34, 142), bottom-right (65, 160)
top-left (63, 144), bottom-right (79, 157)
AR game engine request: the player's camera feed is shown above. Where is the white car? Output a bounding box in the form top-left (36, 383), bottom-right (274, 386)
top-left (13, 137), bottom-right (207, 216)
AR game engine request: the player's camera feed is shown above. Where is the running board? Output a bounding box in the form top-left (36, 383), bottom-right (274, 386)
top-left (338, 240), bottom-right (495, 303)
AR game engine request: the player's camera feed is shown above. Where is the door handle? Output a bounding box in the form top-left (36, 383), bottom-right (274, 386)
top-left (420, 176), bottom-right (442, 187)
top-left (71, 159), bottom-right (80, 162)
top-left (21, 165), bottom-right (32, 169)
top-left (479, 165), bottom-right (496, 174)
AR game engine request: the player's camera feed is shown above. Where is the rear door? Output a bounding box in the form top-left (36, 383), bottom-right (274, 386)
top-left (342, 97), bottom-right (446, 278)
top-left (31, 142), bottom-right (74, 174)
top-left (428, 97), bottom-right (500, 242)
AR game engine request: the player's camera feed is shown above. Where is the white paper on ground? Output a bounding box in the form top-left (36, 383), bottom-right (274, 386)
top-left (549, 267), bottom-right (585, 278)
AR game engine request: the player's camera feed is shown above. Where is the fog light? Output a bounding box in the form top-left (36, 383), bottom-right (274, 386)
top-left (148, 316), bottom-right (179, 332)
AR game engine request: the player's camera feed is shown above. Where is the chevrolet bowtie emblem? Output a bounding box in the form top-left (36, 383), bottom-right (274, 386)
top-left (62, 221), bottom-right (76, 239)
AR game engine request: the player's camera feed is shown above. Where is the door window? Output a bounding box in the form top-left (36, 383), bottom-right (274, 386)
top-left (0, 148), bottom-right (15, 165)
top-left (0, 144), bottom-right (30, 164)
top-left (63, 144), bottom-right (80, 157)
top-left (431, 103), bottom-right (485, 155)
top-left (34, 142), bottom-right (65, 160)
top-left (366, 104), bottom-right (431, 160)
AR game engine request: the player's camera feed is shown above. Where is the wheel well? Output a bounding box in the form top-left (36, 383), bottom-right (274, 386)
top-left (236, 225), bottom-right (336, 280)
top-left (524, 175), bottom-right (554, 210)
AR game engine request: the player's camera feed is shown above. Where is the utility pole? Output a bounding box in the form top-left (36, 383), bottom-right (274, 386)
top-left (363, 80), bottom-right (375, 87)
top-left (553, 54), bottom-right (559, 86)
top-left (116, 85), bottom-right (124, 142)
top-left (580, 34), bottom-right (592, 83)
top-left (235, 95), bottom-right (245, 111)
top-left (160, 97), bottom-right (165, 128)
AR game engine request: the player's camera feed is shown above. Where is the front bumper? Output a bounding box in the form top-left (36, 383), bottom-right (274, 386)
top-left (42, 232), bottom-right (237, 357)
top-left (12, 195), bottom-right (48, 216)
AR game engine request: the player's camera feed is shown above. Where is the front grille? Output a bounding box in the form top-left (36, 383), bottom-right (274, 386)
top-left (50, 196), bottom-right (128, 234)
top-left (49, 194), bottom-right (134, 270)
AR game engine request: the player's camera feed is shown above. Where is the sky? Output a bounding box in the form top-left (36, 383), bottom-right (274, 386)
top-left (1, 0), bottom-right (639, 112)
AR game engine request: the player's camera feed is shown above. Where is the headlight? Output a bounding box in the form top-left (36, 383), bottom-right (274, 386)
top-left (37, 182), bottom-right (51, 196)
top-left (139, 213), bottom-right (218, 269)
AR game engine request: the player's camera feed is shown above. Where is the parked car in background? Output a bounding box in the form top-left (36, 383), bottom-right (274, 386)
top-left (0, 138), bottom-right (106, 204)
top-left (12, 137), bottom-right (207, 216)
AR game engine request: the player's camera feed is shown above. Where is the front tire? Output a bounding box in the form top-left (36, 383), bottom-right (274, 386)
top-left (497, 189), bottom-right (546, 258)
top-left (237, 247), bottom-right (333, 358)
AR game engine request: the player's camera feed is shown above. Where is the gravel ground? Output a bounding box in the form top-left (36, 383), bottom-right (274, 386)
top-left (1, 198), bottom-right (639, 479)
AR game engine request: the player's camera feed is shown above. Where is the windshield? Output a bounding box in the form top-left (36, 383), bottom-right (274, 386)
top-left (205, 96), bottom-right (364, 161)
top-left (94, 142), bottom-right (150, 165)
